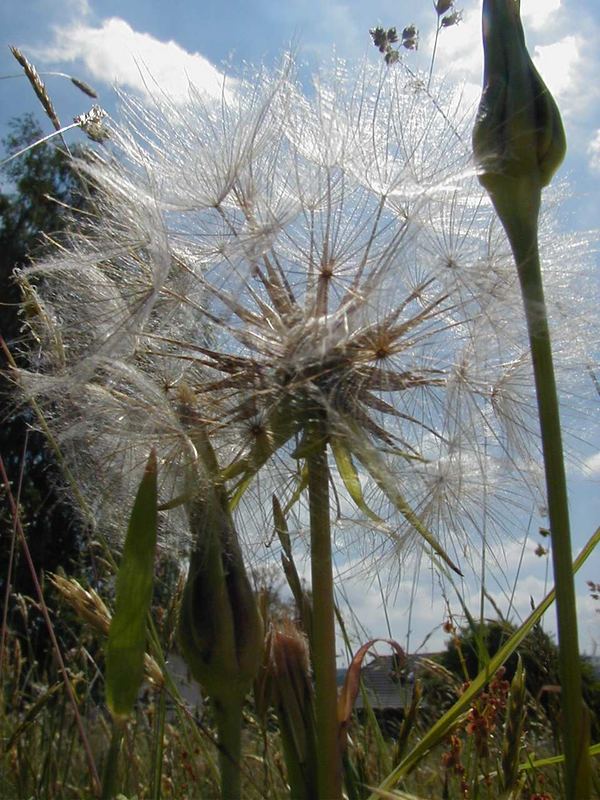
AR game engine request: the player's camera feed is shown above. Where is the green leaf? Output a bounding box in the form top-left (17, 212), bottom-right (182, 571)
top-left (518, 742), bottom-right (600, 772)
top-left (106, 449), bottom-right (158, 718)
top-left (330, 436), bottom-right (382, 524)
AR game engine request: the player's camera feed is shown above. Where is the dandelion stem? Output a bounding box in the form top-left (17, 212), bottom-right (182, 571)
top-left (490, 177), bottom-right (589, 800)
top-left (306, 419), bottom-right (342, 800)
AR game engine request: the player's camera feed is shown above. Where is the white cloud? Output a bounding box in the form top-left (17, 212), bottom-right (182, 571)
top-left (582, 449), bottom-right (600, 475)
top-left (428, 7), bottom-right (482, 84)
top-left (532, 35), bottom-right (583, 104)
top-left (32, 17), bottom-right (228, 103)
top-left (521, 0), bottom-right (562, 30)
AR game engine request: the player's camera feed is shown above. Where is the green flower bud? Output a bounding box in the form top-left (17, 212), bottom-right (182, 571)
top-left (472, 0), bottom-right (566, 192)
top-left (176, 394), bottom-right (263, 705)
top-left (177, 482), bottom-right (263, 703)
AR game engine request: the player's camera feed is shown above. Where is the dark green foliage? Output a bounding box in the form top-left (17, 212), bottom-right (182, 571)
top-left (0, 115), bottom-right (89, 662)
top-left (438, 618), bottom-right (600, 737)
top-left (0, 114), bottom-right (85, 348)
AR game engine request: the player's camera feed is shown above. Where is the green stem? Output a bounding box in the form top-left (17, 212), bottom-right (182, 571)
top-left (101, 719), bottom-right (124, 800)
top-left (214, 697), bottom-right (244, 800)
top-left (151, 686), bottom-right (167, 800)
top-left (492, 179), bottom-right (589, 800)
top-left (306, 420), bottom-right (342, 800)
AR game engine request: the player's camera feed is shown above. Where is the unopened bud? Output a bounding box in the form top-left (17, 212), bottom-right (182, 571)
top-left (178, 484), bottom-right (263, 704)
top-left (472, 0), bottom-right (566, 192)
top-left (441, 10), bottom-right (463, 28)
top-left (265, 623), bottom-right (318, 798)
top-left (402, 25), bottom-right (419, 50)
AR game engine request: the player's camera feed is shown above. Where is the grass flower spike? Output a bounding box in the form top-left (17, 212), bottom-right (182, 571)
top-left (14, 54), bottom-right (598, 798)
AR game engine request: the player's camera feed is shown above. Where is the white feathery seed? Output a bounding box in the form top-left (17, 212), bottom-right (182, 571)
top-left (16, 56), bottom-right (599, 581)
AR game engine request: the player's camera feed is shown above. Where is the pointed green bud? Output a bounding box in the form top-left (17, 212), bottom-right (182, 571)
top-left (178, 484), bottom-right (263, 703)
top-left (176, 394), bottom-right (263, 705)
top-left (472, 0), bottom-right (566, 193)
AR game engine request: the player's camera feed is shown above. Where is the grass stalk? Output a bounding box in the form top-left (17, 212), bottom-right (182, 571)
top-left (306, 420), bottom-right (342, 800)
top-left (0, 454), bottom-right (102, 797)
top-left (151, 686), bottom-right (167, 800)
top-left (101, 720), bottom-right (124, 800)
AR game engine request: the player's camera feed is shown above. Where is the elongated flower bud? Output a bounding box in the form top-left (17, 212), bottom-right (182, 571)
top-left (472, 0), bottom-right (566, 193)
top-left (176, 394), bottom-right (263, 706)
top-left (178, 484), bottom-right (263, 702)
top-left (265, 623), bottom-right (318, 800)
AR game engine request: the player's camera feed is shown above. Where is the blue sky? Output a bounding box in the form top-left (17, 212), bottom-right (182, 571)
top-left (2, 0), bottom-right (600, 658)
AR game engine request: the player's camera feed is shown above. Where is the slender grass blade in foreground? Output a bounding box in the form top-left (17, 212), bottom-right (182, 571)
top-left (105, 448), bottom-right (158, 718)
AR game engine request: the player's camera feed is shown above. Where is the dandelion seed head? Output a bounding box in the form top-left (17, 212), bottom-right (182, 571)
top-left (16, 56), bottom-right (598, 567)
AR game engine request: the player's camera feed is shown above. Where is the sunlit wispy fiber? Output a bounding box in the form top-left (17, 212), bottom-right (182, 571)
top-left (16, 56), bottom-right (597, 577)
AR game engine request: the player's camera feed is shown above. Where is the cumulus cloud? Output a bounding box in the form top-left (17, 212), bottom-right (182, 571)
top-left (426, 6), bottom-right (482, 84)
top-left (521, 0), bottom-right (562, 30)
top-left (31, 17), bottom-right (229, 102)
top-left (532, 36), bottom-right (584, 105)
top-left (583, 450), bottom-right (600, 475)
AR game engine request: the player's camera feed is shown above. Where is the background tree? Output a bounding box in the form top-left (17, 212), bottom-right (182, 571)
top-left (437, 617), bottom-right (600, 737)
top-left (0, 115), bottom-right (88, 660)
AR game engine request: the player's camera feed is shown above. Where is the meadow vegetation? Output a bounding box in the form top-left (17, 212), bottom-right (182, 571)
top-left (2, 1), bottom-right (600, 798)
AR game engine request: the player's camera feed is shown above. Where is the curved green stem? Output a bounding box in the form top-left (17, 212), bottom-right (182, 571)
top-left (491, 178), bottom-right (589, 800)
top-left (306, 420), bottom-right (342, 800)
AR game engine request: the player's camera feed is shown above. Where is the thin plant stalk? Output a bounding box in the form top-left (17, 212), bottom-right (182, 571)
top-left (0, 122), bottom-right (80, 168)
top-left (471, 0), bottom-right (591, 791)
top-left (427, 23), bottom-right (441, 90)
top-left (100, 721), bottom-right (124, 800)
top-left (306, 420), bottom-right (342, 800)
top-left (494, 183), bottom-right (588, 797)
top-left (150, 685), bottom-right (167, 800)
top-left (0, 454), bottom-right (102, 797)
top-left (0, 431), bottom-right (26, 682)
